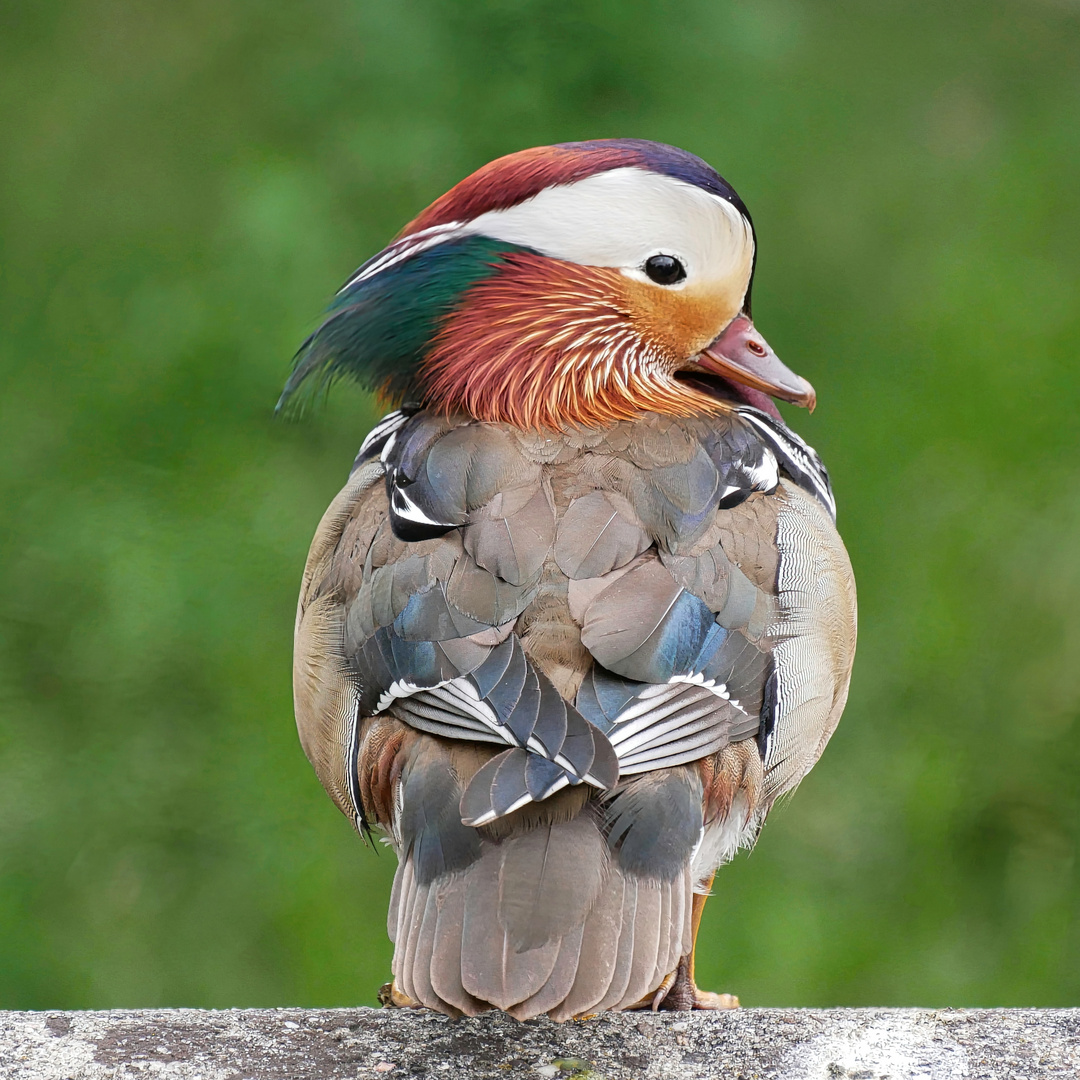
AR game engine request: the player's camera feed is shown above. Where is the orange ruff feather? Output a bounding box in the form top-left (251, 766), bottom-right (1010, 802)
top-left (424, 253), bottom-right (729, 431)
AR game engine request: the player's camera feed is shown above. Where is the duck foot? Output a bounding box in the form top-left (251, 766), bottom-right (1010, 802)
top-left (377, 979), bottom-right (423, 1009)
top-left (649, 957), bottom-right (740, 1011)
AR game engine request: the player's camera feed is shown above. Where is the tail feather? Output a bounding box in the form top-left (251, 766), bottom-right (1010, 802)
top-left (393, 860), bottom-right (423, 995)
top-left (460, 850), bottom-right (563, 1009)
top-left (680, 872), bottom-right (693, 962)
top-left (496, 814), bottom-right (607, 952)
top-left (507, 922), bottom-right (585, 1020)
top-left (654, 872), bottom-right (690, 995)
top-left (387, 856), bottom-right (413, 945)
top-left (406, 887), bottom-right (439, 1011)
top-left (429, 884), bottom-right (486, 1016)
top-left (388, 759), bottom-right (705, 1018)
top-left (550, 873), bottom-right (626, 1020)
top-left (591, 877), bottom-right (640, 1013)
top-left (654, 876), bottom-right (673, 994)
top-left (618, 879), bottom-right (664, 1008)
top-left (390, 845), bottom-right (696, 1018)
top-left (462, 927), bottom-right (562, 1011)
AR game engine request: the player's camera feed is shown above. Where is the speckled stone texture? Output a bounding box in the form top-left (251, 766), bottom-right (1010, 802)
top-left (2, 1008), bottom-right (1078, 1079)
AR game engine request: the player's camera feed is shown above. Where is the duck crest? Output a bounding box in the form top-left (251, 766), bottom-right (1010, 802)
top-left (278, 234), bottom-right (533, 411)
top-left (401, 139), bottom-right (750, 239)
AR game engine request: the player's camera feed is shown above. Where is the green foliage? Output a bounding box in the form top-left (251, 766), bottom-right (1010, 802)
top-left (1, 0), bottom-right (1079, 1008)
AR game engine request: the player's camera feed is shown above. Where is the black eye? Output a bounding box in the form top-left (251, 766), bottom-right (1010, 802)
top-left (644, 254), bottom-right (686, 285)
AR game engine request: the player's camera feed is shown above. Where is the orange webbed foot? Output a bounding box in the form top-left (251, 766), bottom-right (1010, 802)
top-left (378, 979), bottom-right (424, 1009)
top-left (649, 957), bottom-right (740, 1011)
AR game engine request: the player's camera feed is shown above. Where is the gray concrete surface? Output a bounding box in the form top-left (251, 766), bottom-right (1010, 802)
top-left (1, 1007), bottom-right (1077, 1079)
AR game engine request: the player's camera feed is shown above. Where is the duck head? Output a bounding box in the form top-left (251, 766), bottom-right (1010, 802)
top-left (280, 139), bottom-right (815, 429)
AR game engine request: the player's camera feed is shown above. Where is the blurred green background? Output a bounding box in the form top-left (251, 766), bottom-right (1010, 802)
top-left (2, 0), bottom-right (1079, 1010)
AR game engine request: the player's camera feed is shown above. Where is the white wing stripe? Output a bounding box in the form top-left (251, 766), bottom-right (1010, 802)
top-left (391, 485), bottom-right (452, 527)
top-left (610, 683), bottom-right (686, 726)
top-left (427, 683), bottom-right (506, 735)
top-left (612, 699), bottom-right (720, 758)
top-left (609, 687), bottom-right (701, 747)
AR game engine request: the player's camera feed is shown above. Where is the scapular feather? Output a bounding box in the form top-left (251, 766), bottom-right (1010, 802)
top-left (277, 235), bottom-right (534, 413)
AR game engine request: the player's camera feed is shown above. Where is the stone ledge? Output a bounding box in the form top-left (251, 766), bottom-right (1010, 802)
top-left (2, 1007), bottom-right (1078, 1079)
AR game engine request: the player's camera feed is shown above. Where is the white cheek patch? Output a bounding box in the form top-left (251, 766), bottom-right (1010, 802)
top-left (463, 167), bottom-right (755, 288)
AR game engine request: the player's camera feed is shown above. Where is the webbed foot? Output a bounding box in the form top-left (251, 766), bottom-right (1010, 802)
top-left (377, 979), bottom-right (423, 1009)
top-left (649, 957), bottom-right (739, 1011)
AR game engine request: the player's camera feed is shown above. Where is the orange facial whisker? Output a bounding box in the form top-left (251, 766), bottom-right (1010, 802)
top-left (423, 252), bottom-right (732, 431)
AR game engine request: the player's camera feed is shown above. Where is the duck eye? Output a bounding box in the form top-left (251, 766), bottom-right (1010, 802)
top-left (644, 254), bottom-right (686, 286)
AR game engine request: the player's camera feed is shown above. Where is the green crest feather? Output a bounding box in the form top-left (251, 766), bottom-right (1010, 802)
top-left (278, 234), bottom-right (532, 414)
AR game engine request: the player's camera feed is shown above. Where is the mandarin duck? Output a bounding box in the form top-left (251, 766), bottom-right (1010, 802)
top-left (285, 139), bottom-right (856, 1020)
